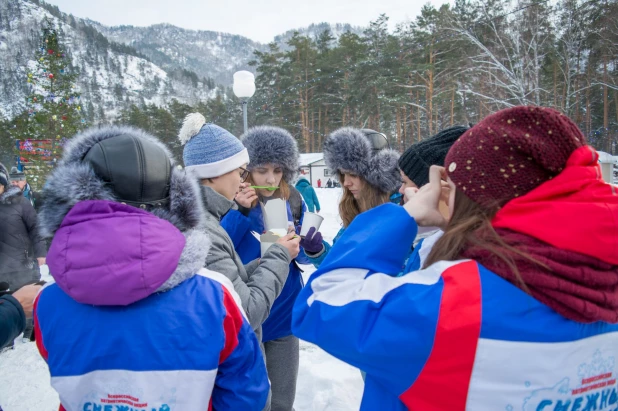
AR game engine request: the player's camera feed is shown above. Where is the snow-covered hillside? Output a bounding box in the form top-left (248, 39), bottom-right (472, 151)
top-left (0, 0), bottom-right (365, 122)
top-left (0, 0), bottom-right (218, 120)
top-left (90, 22), bottom-right (265, 87)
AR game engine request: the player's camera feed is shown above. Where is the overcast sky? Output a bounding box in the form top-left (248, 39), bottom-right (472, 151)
top-left (44, 0), bottom-right (450, 43)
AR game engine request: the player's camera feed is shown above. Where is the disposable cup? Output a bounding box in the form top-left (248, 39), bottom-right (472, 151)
top-left (300, 212), bottom-right (324, 237)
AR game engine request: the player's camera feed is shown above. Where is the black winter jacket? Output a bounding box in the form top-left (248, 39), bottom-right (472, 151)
top-left (0, 186), bottom-right (46, 290)
top-left (0, 294), bottom-right (25, 348)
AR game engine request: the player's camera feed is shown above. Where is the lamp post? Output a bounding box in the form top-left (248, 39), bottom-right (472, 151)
top-left (233, 71), bottom-right (256, 134)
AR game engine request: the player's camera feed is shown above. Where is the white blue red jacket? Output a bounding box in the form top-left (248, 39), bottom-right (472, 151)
top-left (34, 201), bottom-right (269, 411)
top-left (221, 201), bottom-right (310, 342)
top-left (293, 199), bottom-right (618, 409)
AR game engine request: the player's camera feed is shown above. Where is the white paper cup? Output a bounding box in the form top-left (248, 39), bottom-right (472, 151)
top-left (300, 212), bottom-right (324, 237)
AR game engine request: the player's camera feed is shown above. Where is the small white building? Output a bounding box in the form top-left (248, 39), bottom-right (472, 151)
top-left (299, 153), bottom-right (335, 187)
top-left (597, 151), bottom-right (618, 185)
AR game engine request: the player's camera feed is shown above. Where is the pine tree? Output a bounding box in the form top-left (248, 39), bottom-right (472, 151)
top-left (11, 18), bottom-right (86, 189)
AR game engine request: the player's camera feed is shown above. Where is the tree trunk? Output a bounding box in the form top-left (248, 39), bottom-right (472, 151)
top-left (417, 90), bottom-right (421, 143)
top-left (603, 56), bottom-right (609, 152)
top-left (553, 61), bottom-right (558, 108)
top-left (318, 106), bottom-right (322, 150)
top-left (402, 105), bottom-right (407, 148)
top-left (396, 106), bottom-right (401, 151)
top-left (586, 68), bottom-right (591, 137)
top-left (450, 87), bottom-right (455, 126)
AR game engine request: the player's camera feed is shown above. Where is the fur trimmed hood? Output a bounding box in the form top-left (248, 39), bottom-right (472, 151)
top-left (241, 126), bottom-right (300, 183)
top-left (0, 185), bottom-right (22, 204)
top-left (39, 126), bottom-right (212, 302)
top-left (324, 127), bottom-right (401, 193)
top-left (38, 125), bottom-right (204, 239)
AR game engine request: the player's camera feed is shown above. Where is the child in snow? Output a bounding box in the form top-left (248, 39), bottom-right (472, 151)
top-left (34, 127), bottom-right (269, 410)
top-left (220, 126), bottom-right (311, 411)
top-left (300, 128), bottom-right (401, 268)
top-left (178, 114), bottom-right (300, 411)
top-left (292, 106), bottom-right (618, 410)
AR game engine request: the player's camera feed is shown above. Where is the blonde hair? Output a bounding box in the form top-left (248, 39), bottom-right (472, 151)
top-left (338, 172), bottom-right (390, 227)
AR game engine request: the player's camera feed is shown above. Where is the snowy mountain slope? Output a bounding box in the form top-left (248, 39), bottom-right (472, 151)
top-left (0, 0), bottom-right (218, 120)
top-left (273, 22), bottom-right (364, 50)
top-left (89, 21), bottom-right (265, 87)
top-left (0, 0), bottom-right (363, 122)
top-left (90, 21), bottom-right (365, 84)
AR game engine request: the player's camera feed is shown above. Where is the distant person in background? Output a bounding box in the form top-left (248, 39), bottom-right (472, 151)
top-left (0, 163), bottom-right (46, 292)
top-left (317, 179), bottom-right (322, 188)
top-left (9, 167), bottom-right (40, 210)
top-left (300, 128), bottom-right (401, 268)
top-left (326, 178), bottom-right (333, 188)
top-left (295, 176), bottom-right (321, 213)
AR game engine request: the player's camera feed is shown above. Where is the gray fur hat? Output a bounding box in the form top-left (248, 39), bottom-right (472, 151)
top-left (38, 126), bottom-right (204, 239)
top-left (241, 126), bottom-right (300, 183)
top-left (324, 127), bottom-right (401, 193)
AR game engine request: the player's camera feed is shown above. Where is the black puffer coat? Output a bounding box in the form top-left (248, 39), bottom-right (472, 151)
top-left (0, 185), bottom-right (46, 290)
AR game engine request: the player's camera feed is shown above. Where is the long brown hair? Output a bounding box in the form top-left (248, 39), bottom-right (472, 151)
top-left (424, 189), bottom-right (545, 287)
top-left (338, 172), bottom-right (390, 227)
top-left (245, 172), bottom-right (291, 208)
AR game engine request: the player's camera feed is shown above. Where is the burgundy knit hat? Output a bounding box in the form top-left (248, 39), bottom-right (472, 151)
top-left (444, 106), bottom-right (586, 208)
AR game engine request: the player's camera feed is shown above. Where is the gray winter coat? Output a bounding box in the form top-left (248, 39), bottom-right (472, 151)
top-left (200, 186), bottom-right (291, 338)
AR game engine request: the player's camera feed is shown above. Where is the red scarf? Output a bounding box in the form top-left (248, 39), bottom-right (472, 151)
top-left (464, 146), bottom-right (618, 323)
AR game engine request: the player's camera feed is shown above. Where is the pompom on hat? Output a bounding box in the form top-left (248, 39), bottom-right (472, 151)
top-left (445, 106), bottom-right (585, 208)
top-left (178, 113), bottom-right (249, 179)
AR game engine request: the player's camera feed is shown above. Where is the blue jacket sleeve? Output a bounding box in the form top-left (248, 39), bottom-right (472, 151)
top-left (212, 287), bottom-right (270, 410)
top-left (292, 204), bottom-right (444, 398)
top-left (0, 294), bottom-right (26, 348)
top-left (305, 226), bottom-right (347, 268)
top-left (220, 209), bottom-right (253, 250)
top-left (305, 240), bottom-right (331, 268)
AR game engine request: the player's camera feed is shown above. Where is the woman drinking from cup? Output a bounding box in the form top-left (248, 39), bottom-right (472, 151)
top-left (300, 128), bottom-right (401, 268)
top-left (220, 126), bottom-right (311, 411)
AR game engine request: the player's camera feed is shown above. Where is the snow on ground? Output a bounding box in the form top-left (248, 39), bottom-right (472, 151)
top-left (0, 188), bottom-right (363, 411)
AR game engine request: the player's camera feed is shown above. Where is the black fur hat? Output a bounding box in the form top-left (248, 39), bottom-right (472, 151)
top-left (38, 126), bottom-right (204, 239)
top-left (324, 127), bottom-right (401, 193)
top-left (241, 126), bottom-right (300, 183)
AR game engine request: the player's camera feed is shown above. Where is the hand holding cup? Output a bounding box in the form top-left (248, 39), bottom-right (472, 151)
top-left (299, 227), bottom-right (324, 254)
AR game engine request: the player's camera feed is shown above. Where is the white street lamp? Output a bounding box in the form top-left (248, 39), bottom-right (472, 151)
top-left (233, 71), bottom-right (256, 134)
